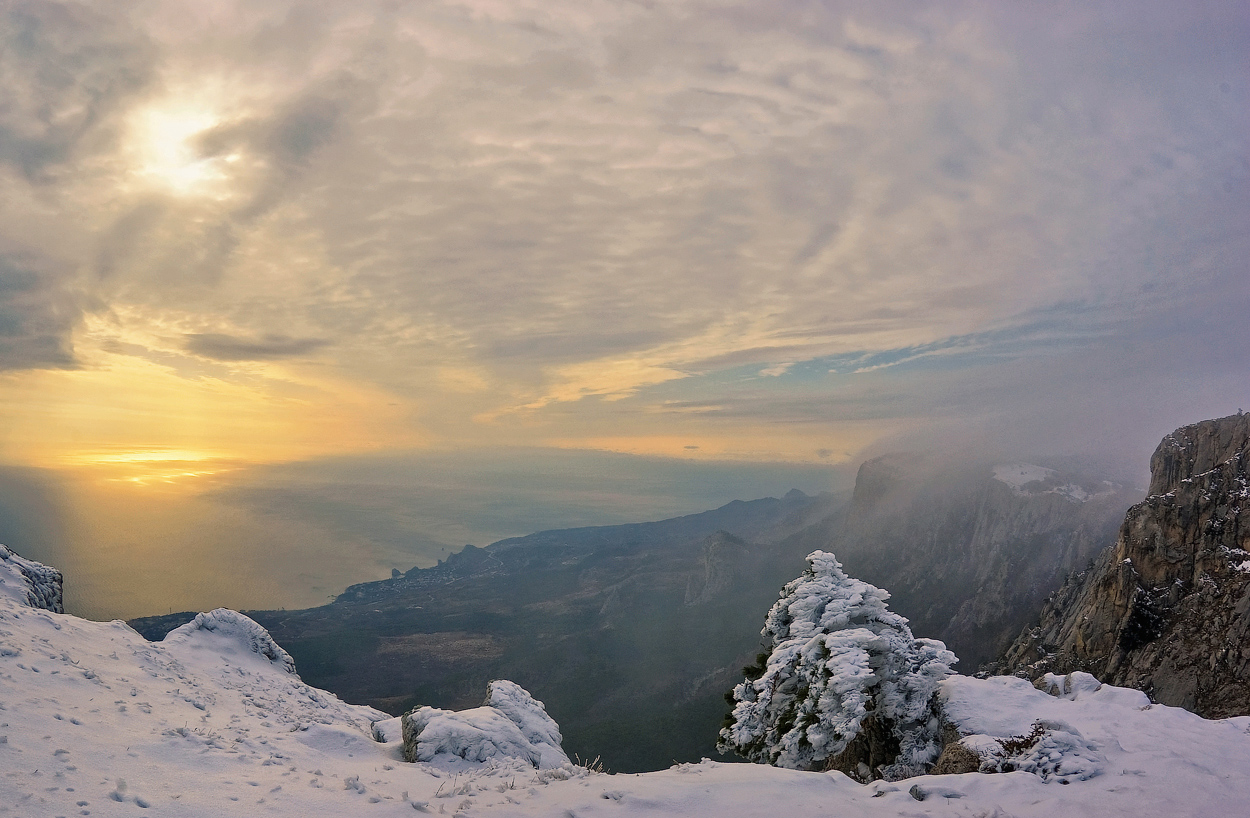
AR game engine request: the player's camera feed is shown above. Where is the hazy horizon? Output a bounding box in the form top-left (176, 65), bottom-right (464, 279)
top-left (1, 447), bottom-right (857, 619)
top-left (1, 0), bottom-right (1246, 618)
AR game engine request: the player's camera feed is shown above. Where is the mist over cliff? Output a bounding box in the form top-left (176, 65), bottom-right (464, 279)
top-left (780, 453), bottom-right (1140, 667)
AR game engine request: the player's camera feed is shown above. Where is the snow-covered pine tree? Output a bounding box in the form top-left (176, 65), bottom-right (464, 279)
top-left (718, 550), bottom-right (957, 780)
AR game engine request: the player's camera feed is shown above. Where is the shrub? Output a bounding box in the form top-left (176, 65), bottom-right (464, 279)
top-left (717, 550), bottom-right (956, 780)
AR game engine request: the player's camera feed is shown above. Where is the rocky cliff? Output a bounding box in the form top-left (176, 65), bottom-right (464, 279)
top-left (999, 413), bottom-right (1250, 717)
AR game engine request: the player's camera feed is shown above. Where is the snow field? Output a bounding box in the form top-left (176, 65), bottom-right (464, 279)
top-left (4, 586), bottom-right (1250, 816)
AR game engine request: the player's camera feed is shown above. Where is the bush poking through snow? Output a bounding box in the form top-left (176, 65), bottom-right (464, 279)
top-left (718, 550), bottom-right (956, 780)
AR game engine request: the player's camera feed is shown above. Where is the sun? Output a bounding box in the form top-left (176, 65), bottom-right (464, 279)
top-left (127, 101), bottom-right (238, 197)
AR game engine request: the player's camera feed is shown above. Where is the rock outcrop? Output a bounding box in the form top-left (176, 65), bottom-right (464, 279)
top-left (999, 413), bottom-right (1250, 717)
top-left (0, 543), bottom-right (64, 613)
top-left (684, 531), bottom-right (751, 605)
top-left (164, 608), bottom-right (300, 676)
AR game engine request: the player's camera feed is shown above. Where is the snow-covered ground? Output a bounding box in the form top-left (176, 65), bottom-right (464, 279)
top-left (4, 559), bottom-right (1250, 816)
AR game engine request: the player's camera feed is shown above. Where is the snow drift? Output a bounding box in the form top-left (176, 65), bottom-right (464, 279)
top-left (163, 607), bottom-right (299, 675)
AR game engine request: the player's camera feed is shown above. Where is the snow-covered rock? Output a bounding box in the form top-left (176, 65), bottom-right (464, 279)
top-left (937, 673), bottom-right (1136, 782)
top-left (163, 607), bottom-right (299, 675)
top-left (483, 680), bottom-right (565, 760)
top-left (719, 550), bottom-right (956, 779)
top-left (401, 680), bottom-right (569, 769)
top-left (0, 543), bottom-right (63, 612)
top-left (1036, 670), bottom-right (1104, 701)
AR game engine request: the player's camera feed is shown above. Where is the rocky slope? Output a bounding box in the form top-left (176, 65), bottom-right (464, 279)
top-left (999, 413), bottom-right (1250, 717)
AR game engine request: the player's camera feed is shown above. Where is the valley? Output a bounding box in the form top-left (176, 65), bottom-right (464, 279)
top-left (131, 456), bottom-right (1138, 771)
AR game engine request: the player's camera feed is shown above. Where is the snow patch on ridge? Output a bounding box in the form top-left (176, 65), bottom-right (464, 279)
top-left (993, 463), bottom-right (1058, 491)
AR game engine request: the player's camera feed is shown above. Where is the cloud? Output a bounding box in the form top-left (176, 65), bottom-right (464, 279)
top-left (0, 0), bottom-right (1246, 620)
top-left (0, 1), bottom-right (157, 371)
top-left (0, 253), bottom-right (78, 370)
top-left (0, 0), bottom-right (153, 178)
top-left (0, 0), bottom-right (1244, 471)
top-left (183, 332), bottom-right (330, 361)
top-left (759, 362), bottom-right (795, 377)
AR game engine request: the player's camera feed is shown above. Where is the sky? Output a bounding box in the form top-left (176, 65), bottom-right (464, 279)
top-left (0, 0), bottom-right (1247, 619)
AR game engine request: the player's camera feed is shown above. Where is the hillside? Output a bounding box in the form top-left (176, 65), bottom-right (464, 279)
top-left (222, 490), bottom-right (837, 772)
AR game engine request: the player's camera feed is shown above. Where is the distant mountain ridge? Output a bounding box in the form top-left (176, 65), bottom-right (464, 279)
top-left (333, 488), bottom-right (835, 606)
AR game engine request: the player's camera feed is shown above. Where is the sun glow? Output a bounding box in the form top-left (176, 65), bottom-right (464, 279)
top-left (56, 449), bottom-right (232, 484)
top-left (66, 449), bottom-right (221, 465)
top-left (127, 101), bottom-right (237, 196)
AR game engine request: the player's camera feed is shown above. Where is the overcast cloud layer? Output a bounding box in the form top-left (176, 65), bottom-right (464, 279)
top-left (0, 0), bottom-right (1246, 616)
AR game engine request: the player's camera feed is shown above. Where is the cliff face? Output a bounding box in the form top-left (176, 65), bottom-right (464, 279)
top-left (1000, 414), bottom-right (1250, 717)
